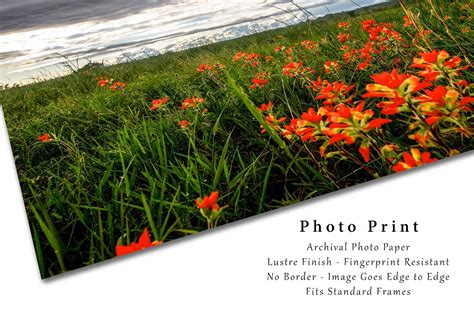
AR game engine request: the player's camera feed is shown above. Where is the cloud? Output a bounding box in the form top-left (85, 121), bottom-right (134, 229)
top-left (0, 0), bottom-right (179, 33)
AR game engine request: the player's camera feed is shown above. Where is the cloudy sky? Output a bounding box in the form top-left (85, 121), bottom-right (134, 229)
top-left (0, 0), bottom-right (385, 85)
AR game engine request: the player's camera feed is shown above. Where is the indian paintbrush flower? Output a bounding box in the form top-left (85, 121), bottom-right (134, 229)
top-left (195, 191), bottom-right (223, 229)
top-left (115, 227), bottom-right (162, 257)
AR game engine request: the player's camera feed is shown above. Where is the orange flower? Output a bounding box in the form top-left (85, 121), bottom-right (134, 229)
top-left (38, 133), bottom-right (54, 143)
top-left (195, 191), bottom-right (219, 211)
top-left (282, 61), bottom-right (314, 77)
top-left (150, 97), bottom-right (170, 111)
top-left (261, 114), bottom-right (287, 134)
top-left (250, 73), bottom-right (270, 90)
top-left (97, 77), bottom-right (110, 87)
top-left (358, 144), bottom-right (370, 163)
top-left (315, 81), bottom-right (354, 105)
top-left (403, 16), bottom-right (412, 27)
top-left (293, 108), bottom-right (324, 142)
top-left (414, 86), bottom-right (473, 125)
top-left (338, 21), bottom-right (351, 29)
top-left (197, 64), bottom-right (214, 73)
top-left (364, 118), bottom-right (392, 130)
top-left (258, 102), bottom-right (273, 112)
top-left (337, 33), bottom-right (351, 43)
top-left (392, 149), bottom-right (437, 172)
top-left (411, 50), bottom-right (468, 82)
top-left (363, 69), bottom-right (430, 115)
top-left (233, 52), bottom-right (246, 61)
top-left (181, 96), bottom-right (206, 109)
top-left (115, 227), bottom-right (163, 257)
top-left (232, 52), bottom-right (260, 67)
top-left (196, 63), bottom-right (224, 74)
top-left (110, 81), bottom-right (127, 91)
top-left (300, 40), bottom-right (318, 50)
top-left (301, 107), bottom-right (323, 124)
top-left (274, 45), bottom-right (286, 52)
top-left (323, 61), bottom-right (340, 74)
top-left (282, 61), bottom-right (302, 77)
top-left (178, 120), bottom-right (191, 128)
top-left (324, 102), bottom-right (391, 162)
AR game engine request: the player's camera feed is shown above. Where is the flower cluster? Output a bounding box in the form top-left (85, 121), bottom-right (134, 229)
top-left (115, 227), bottom-right (163, 257)
top-left (250, 72), bottom-right (270, 90)
top-left (37, 133), bottom-right (54, 143)
top-left (233, 52), bottom-right (261, 67)
top-left (281, 102), bottom-right (392, 162)
top-left (181, 96), bottom-right (207, 111)
top-left (282, 61), bottom-right (315, 77)
top-left (196, 63), bottom-right (225, 74)
top-left (195, 191), bottom-right (224, 229)
top-left (150, 97), bottom-right (170, 111)
top-left (97, 77), bottom-right (127, 90)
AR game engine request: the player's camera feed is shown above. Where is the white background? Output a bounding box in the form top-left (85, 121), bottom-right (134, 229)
top-left (0, 107), bottom-right (472, 315)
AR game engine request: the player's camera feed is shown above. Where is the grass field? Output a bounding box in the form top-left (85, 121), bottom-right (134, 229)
top-left (1, 0), bottom-right (473, 278)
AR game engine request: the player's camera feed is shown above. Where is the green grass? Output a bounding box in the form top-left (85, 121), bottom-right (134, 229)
top-left (1, 0), bottom-right (473, 278)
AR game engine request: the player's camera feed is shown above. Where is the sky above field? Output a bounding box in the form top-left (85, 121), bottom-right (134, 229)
top-left (0, 0), bottom-right (386, 85)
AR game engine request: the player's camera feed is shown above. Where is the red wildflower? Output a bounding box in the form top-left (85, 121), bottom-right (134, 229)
top-left (307, 77), bottom-right (327, 92)
top-left (181, 97), bottom-right (206, 109)
top-left (403, 15), bottom-right (413, 27)
top-left (196, 63), bottom-right (224, 74)
top-left (316, 81), bottom-right (355, 105)
top-left (282, 61), bottom-right (314, 77)
top-left (364, 118), bottom-right (392, 130)
top-left (392, 148), bottom-right (437, 172)
top-left (233, 52), bottom-right (260, 67)
top-left (282, 61), bottom-right (302, 77)
top-left (233, 52), bottom-right (246, 61)
top-left (414, 86), bottom-right (473, 125)
top-left (290, 107), bottom-right (329, 143)
top-left (300, 40), bottom-right (318, 50)
top-left (197, 64), bottom-right (214, 73)
top-left (38, 133), bottom-right (54, 143)
top-left (328, 133), bottom-right (352, 145)
top-left (150, 97), bottom-right (170, 111)
top-left (97, 77), bottom-right (110, 87)
top-left (281, 118), bottom-right (298, 140)
top-left (261, 114), bottom-right (287, 134)
top-left (363, 69), bottom-right (430, 115)
top-left (321, 102), bottom-right (391, 162)
top-left (359, 145), bottom-right (370, 163)
top-left (274, 46), bottom-right (286, 52)
top-left (337, 33), bottom-right (351, 43)
top-left (195, 191), bottom-right (219, 211)
top-left (265, 56), bottom-right (274, 63)
top-left (411, 50), bottom-right (468, 82)
top-left (324, 61), bottom-right (340, 74)
top-left (250, 72), bottom-right (270, 90)
top-left (301, 107), bottom-right (323, 124)
top-left (409, 132), bottom-right (431, 148)
top-left (258, 102), bottom-right (273, 112)
top-left (110, 81), bottom-right (126, 91)
top-left (178, 120), bottom-right (191, 128)
top-left (338, 21), bottom-right (351, 29)
top-left (115, 227), bottom-right (163, 257)
top-left (362, 19), bottom-right (377, 31)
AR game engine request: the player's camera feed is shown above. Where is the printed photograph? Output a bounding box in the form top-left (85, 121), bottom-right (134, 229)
top-left (0, 0), bottom-right (472, 278)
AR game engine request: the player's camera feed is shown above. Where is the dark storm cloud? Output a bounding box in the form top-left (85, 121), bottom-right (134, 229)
top-left (0, 0), bottom-right (176, 32)
top-left (0, 0), bottom-right (301, 33)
